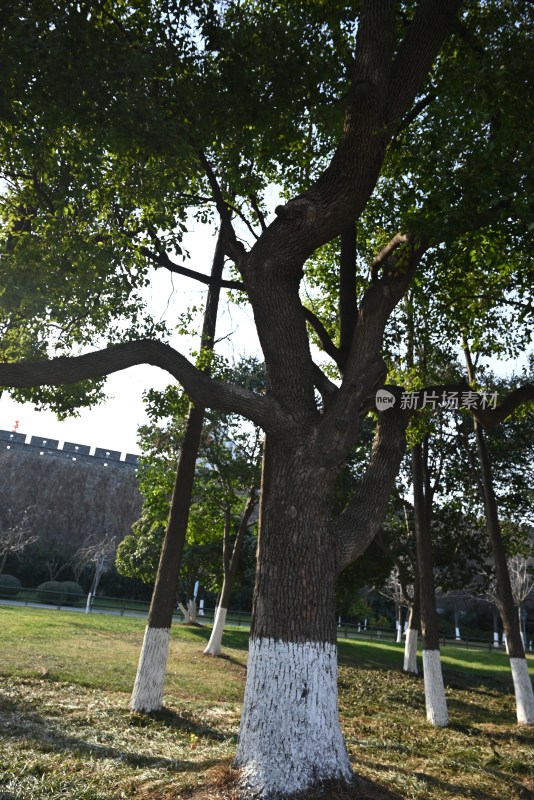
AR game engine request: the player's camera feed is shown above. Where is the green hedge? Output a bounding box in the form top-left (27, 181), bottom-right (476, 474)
top-left (0, 574), bottom-right (21, 597)
top-left (61, 581), bottom-right (84, 606)
top-left (36, 581), bottom-right (67, 605)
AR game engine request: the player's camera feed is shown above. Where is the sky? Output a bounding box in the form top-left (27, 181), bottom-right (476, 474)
top-left (0, 223), bottom-right (263, 457)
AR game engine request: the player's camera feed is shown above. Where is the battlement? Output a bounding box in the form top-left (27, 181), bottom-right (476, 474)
top-left (0, 429), bottom-right (139, 470)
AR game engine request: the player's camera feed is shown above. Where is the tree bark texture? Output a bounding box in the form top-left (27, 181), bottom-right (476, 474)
top-left (235, 440), bottom-right (352, 795)
top-left (422, 650), bottom-right (448, 727)
top-left (236, 639), bottom-right (352, 797)
top-left (130, 627), bottom-right (171, 713)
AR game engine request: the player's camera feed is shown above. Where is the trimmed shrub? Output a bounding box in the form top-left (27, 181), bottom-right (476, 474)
top-left (0, 574), bottom-right (21, 598)
top-left (36, 581), bottom-right (66, 605)
top-left (61, 581), bottom-right (84, 606)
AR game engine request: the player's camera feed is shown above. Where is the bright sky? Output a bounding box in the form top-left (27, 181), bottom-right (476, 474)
top-left (0, 223), bottom-right (262, 456)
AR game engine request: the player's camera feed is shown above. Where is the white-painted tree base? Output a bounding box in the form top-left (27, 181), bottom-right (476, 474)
top-left (235, 638), bottom-right (352, 798)
top-left (203, 606), bottom-right (227, 656)
top-left (510, 657), bottom-right (534, 725)
top-left (422, 650), bottom-right (448, 727)
top-left (130, 626), bottom-right (170, 713)
top-left (403, 628), bottom-right (418, 674)
top-left (178, 599), bottom-right (197, 624)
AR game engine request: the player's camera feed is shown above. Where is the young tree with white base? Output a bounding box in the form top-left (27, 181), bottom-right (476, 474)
top-left (204, 493), bottom-right (257, 657)
top-left (464, 346), bottom-right (534, 725)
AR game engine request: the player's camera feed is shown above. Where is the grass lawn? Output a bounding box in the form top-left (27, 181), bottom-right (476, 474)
top-left (0, 605), bottom-right (533, 800)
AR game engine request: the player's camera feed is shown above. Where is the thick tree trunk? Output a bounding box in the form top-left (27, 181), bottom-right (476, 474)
top-left (130, 627), bottom-right (171, 713)
top-left (130, 232), bottom-right (225, 713)
top-left (412, 443), bottom-right (448, 727)
top-left (235, 441), bottom-right (352, 797)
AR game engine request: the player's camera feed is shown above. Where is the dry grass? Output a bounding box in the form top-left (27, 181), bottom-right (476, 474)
top-left (0, 606), bottom-right (533, 799)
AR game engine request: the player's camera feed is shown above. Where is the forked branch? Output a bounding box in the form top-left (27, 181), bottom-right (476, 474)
top-left (333, 407), bottom-right (410, 573)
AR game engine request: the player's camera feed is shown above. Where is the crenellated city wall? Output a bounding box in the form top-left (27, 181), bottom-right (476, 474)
top-left (0, 429), bottom-right (139, 470)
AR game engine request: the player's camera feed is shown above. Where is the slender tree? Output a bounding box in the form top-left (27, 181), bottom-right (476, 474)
top-left (411, 439), bottom-right (448, 726)
top-left (463, 344), bottom-right (534, 724)
top-left (204, 490), bottom-right (257, 656)
top-left (130, 229), bottom-right (225, 712)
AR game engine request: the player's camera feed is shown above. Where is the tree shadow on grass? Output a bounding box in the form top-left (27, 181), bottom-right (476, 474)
top-left (215, 652), bottom-right (248, 671)
top-left (442, 669), bottom-right (515, 694)
top-left (134, 706), bottom-right (228, 741)
top-left (184, 769), bottom-right (405, 800)
top-left (0, 697), bottom-right (225, 774)
top-left (469, 726), bottom-right (534, 747)
top-left (354, 756), bottom-right (522, 800)
top-left (446, 695), bottom-right (516, 726)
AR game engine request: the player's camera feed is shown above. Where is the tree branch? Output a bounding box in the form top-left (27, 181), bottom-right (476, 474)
top-left (0, 341), bottom-right (292, 437)
top-left (339, 223), bottom-right (358, 368)
top-left (352, 0), bottom-right (398, 95)
top-left (224, 200), bottom-right (260, 241)
top-left (248, 195), bottom-right (268, 233)
top-left (139, 245), bottom-right (244, 290)
top-left (386, 0), bottom-right (462, 125)
top-left (315, 236), bottom-right (425, 459)
top-left (370, 233), bottom-right (408, 281)
top-left (471, 385), bottom-right (534, 429)
top-left (333, 407), bottom-right (410, 574)
top-left (312, 362), bottom-right (338, 409)
top-left (301, 306), bottom-right (342, 367)
top-left (198, 151), bottom-right (246, 265)
top-left (395, 92), bottom-right (435, 135)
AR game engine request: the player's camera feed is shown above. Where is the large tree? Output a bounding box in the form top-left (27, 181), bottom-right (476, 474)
top-left (1, 2), bottom-right (533, 796)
